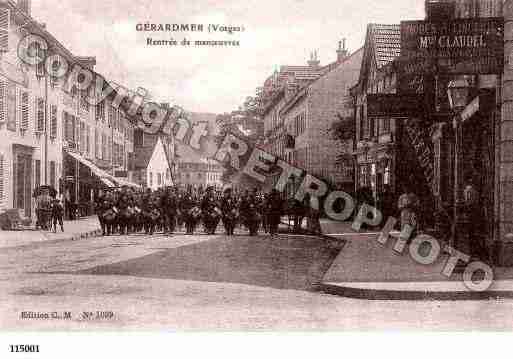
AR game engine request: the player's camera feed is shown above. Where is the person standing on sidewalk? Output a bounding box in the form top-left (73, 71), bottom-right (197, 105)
top-left (398, 183), bottom-right (420, 235)
top-left (305, 193), bottom-right (322, 235)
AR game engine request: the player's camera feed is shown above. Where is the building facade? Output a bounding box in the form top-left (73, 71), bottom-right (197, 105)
top-left (0, 0), bottom-right (137, 220)
top-left (353, 24), bottom-right (401, 207)
top-left (280, 46), bottom-right (363, 194)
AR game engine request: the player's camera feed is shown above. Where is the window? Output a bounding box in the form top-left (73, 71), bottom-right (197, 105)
top-left (0, 8), bottom-right (9, 52)
top-left (95, 129), bottom-right (99, 158)
top-left (80, 90), bottom-right (89, 112)
top-left (6, 82), bottom-right (15, 131)
top-left (50, 104), bottom-right (57, 138)
top-left (0, 153), bottom-right (3, 202)
top-left (64, 112), bottom-right (75, 142)
top-left (34, 160), bottom-right (41, 189)
top-left (0, 79), bottom-right (5, 126)
top-left (157, 173), bottom-right (162, 186)
top-left (108, 106), bottom-right (114, 128)
top-left (149, 172), bottom-right (153, 187)
top-left (36, 43), bottom-right (45, 78)
top-left (96, 100), bottom-right (105, 121)
top-left (86, 125), bottom-right (90, 154)
top-left (102, 134), bottom-right (107, 160)
top-left (20, 91), bottom-right (29, 130)
top-left (79, 122), bottom-right (85, 152)
top-left (49, 161), bottom-right (56, 188)
top-left (35, 97), bottom-right (45, 132)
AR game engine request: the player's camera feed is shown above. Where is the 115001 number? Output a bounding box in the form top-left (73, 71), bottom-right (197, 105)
top-left (9, 345), bottom-right (39, 353)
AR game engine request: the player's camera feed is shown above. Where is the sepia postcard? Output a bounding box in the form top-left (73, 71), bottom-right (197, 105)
top-left (0, 0), bottom-right (513, 356)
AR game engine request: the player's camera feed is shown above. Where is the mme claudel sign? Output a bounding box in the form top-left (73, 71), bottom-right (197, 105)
top-left (400, 17), bottom-right (504, 75)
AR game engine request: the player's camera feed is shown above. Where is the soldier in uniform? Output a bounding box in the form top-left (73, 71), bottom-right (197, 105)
top-left (201, 186), bottom-right (220, 235)
top-left (117, 193), bottom-right (130, 235)
top-left (180, 189), bottom-right (198, 235)
top-left (239, 189), bottom-right (260, 236)
top-left (100, 193), bottom-right (117, 236)
top-left (266, 189), bottom-right (284, 237)
top-left (221, 188), bottom-right (238, 236)
top-left (164, 187), bottom-right (179, 235)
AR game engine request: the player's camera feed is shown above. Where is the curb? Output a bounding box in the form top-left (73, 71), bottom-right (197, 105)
top-left (318, 282), bottom-right (513, 301)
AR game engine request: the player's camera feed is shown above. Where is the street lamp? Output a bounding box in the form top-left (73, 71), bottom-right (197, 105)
top-left (447, 78), bottom-right (470, 111)
top-left (447, 76), bottom-right (471, 256)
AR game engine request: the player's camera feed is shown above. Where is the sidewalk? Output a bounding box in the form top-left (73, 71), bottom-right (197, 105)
top-left (0, 216), bottom-right (101, 249)
top-left (280, 217), bottom-right (357, 236)
top-left (319, 229), bottom-right (513, 300)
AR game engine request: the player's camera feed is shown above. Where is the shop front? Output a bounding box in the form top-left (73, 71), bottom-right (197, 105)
top-left (399, 14), bottom-right (503, 260)
top-left (63, 148), bottom-right (116, 219)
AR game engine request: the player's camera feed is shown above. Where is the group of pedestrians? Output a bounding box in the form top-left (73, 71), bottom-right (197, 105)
top-left (94, 185), bottom-right (288, 237)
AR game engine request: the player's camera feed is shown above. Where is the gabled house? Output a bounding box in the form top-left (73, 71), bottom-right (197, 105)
top-left (353, 23), bottom-right (401, 206)
top-left (133, 136), bottom-right (174, 190)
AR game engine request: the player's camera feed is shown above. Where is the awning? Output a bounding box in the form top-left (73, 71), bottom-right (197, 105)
top-left (65, 149), bottom-right (117, 185)
top-left (113, 177), bottom-right (141, 189)
top-left (101, 178), bottom-right (116, 188)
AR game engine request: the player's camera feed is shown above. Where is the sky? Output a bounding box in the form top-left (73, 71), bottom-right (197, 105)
top-left (32, 0), bottom-right (425, 114)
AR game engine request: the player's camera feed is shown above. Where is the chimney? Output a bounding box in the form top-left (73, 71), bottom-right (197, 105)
top-left (336, 38), bottom-right (349, 62)
top-left (18, 0), bottom-right (31, 16)
top-left (307, 50), bottom-right (320, 68)
top-left (425, 0), bottom-right (455, 20)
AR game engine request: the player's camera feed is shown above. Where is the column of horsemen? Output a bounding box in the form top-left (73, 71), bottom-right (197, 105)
top-left (95, 186), bottom-right (287, 237)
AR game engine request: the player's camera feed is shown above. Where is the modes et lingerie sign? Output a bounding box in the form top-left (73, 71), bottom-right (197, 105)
top-left (399, 18), bottom-right (504, 93)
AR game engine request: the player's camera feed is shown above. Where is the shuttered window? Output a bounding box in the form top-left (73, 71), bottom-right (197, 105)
top-left (35, 97), bottom-right (45, 132)
top-left (0, 79), bottom-right (5, 125)
top-left (20, 91), bottom-right (29, 130)
top-left (86, 125), bottom-right (90, 154)
top-left (6, 82), bottom-right (16, 131)
top-left (35, 43), bottom-right (45, 78)
top-left (79, 121), bottom-right (85, 152)
top-left (50, 104), bottom-right (57, 138)
top-left (34, 160), bottom-right (41, 189)
top-left (49, 161), bottom-right (56, 188)
top-left (96, 100), bottom-right (104, 121)
top-left (0, 153), bottom-right (4, 202)
top-left (0, 8), bottom-right (9, 52)
top-left (95, 128), bottom-right (99, 158)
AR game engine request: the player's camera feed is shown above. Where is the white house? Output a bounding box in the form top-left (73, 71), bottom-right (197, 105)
top-left (145, 137), bottom-right (173, 190)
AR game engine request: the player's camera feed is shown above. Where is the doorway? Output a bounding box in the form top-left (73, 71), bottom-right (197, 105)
top-left (13, 148), bottom-right (33, 218)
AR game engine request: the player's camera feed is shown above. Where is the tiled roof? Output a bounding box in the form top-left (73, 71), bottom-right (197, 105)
top-left (369, 24), bottom-right (401, 68)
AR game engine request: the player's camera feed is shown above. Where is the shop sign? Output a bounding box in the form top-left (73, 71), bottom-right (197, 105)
top-left (367, 94), bottom-right (424, 117)
top-left (399, 18), bottom-right (503, 93)
top-left (401, 18), bottom-right (503, 75)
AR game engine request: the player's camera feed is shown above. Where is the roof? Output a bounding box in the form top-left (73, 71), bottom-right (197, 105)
top-left (368, 24), bottom-right (401, 69)
top-left (356, 23), bottom-right (400, 91)
top-left (280, 48), bottom-right (364, 117)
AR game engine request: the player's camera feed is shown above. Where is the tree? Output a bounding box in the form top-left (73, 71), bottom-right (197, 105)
top-left (329, 112), bottom-right (355, 168)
